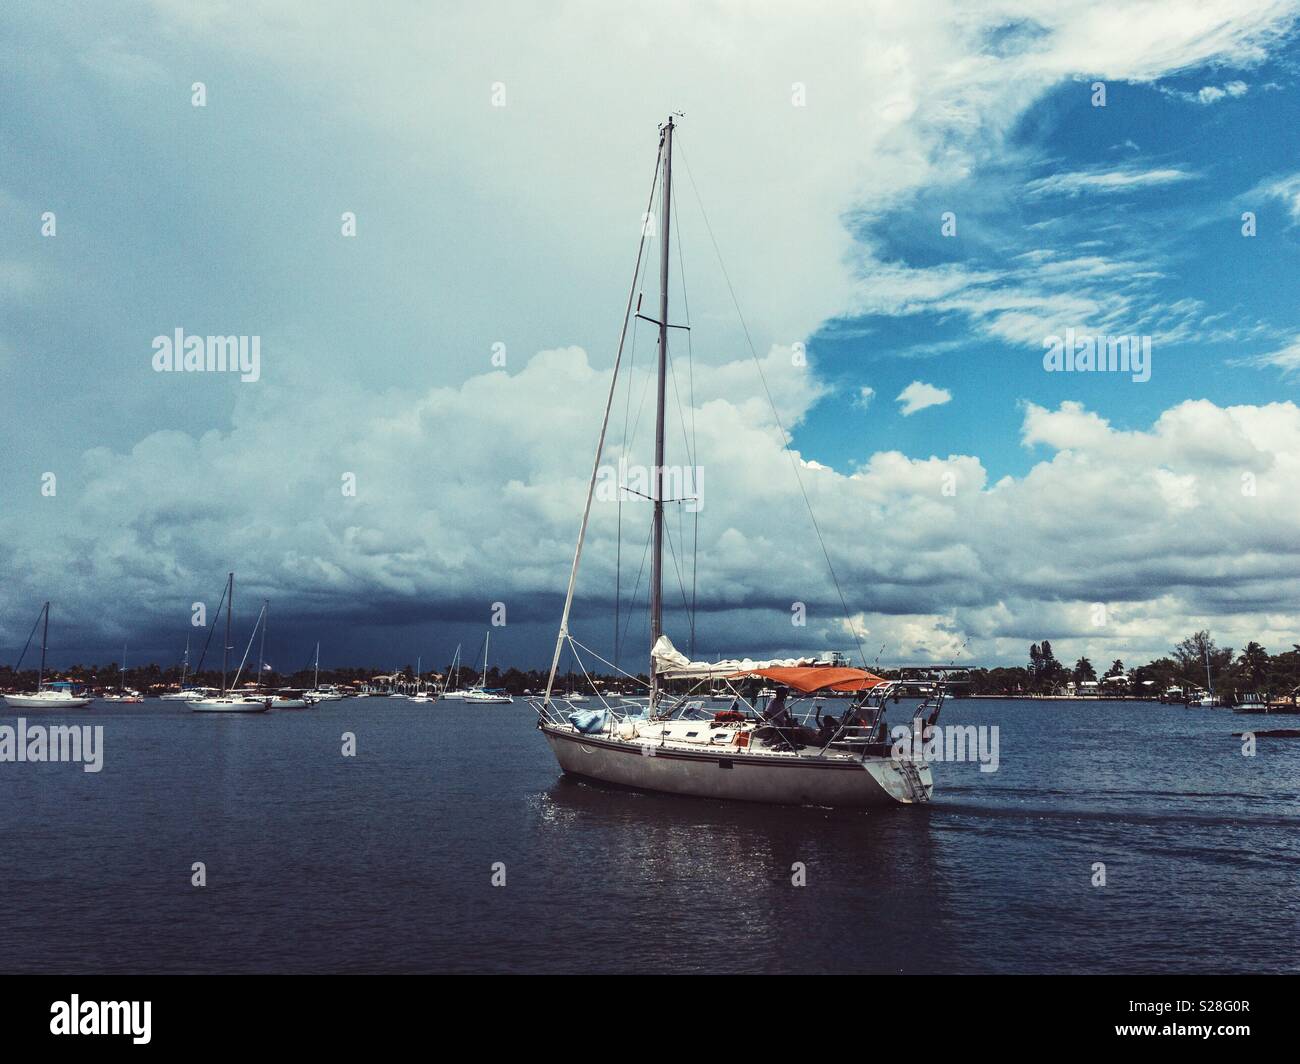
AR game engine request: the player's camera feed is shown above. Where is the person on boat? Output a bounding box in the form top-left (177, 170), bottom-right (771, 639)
top-left (761, 688), bottom-right (791, 725)
top-left (817, 709), bottom-right (840, 743)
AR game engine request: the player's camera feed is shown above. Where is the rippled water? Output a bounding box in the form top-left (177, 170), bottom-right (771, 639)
top-left (0, 696), bottom-right (1295, 973)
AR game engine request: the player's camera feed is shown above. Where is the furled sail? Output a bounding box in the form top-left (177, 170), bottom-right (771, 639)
top-left (651, 635), bottom-right (817, 679)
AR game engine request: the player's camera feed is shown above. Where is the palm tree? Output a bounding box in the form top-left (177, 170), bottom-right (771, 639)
top-left (1237, 642), bottom-right (1270, 687)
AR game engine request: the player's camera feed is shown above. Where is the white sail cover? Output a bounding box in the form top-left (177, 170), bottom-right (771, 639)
top-left (651, 635), bottom-right (815, 679)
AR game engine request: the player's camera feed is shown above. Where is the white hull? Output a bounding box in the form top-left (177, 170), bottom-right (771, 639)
top-left (541, 724), bottom-right (931, 807)
top-left (4, 693), bottom-right (93, 709)
top-left (187, 697), bottom-right (271, 713)
top-left (466, 693), bottom-right (513, 703)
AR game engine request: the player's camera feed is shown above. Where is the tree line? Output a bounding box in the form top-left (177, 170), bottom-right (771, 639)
top-left (960, 631), bottom-right (1299, 699)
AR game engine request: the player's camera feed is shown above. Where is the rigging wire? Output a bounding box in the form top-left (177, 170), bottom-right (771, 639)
top-left (541, 134), bottom-right (664, 707)
top-left (10, 603), bottom-right (45, 673)
top-left (676, 134), bottom-right (870, 669)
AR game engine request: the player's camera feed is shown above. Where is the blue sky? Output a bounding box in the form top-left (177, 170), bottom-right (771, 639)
top-left (3, 2), bottom-right (1300, 674)
top-left (796, 59), bottom-right (1300, 479)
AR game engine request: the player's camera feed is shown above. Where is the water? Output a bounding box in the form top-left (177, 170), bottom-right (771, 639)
top-left (0, 696), bottom-right (1296, 973)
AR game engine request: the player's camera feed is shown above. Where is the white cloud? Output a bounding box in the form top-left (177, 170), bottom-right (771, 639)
top-left (1024, 166), bottom-right (1196, 198)
top-left (1159, 79), bottom-right (1251, 104)
top-left (3, 349), bottom-right (1300, 667)
top-left (896, 381), bottom-right (952, 416)
top-left (1241, 334), bottom-right (1300, 375)
top-left (855, 386), bottom-right (876, 409)
top-left (1252, 172), bottom-right (1300, 224)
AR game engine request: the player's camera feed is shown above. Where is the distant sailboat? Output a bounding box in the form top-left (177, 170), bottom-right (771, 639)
top-left (303, 642), bottom-right (342, 702)
top-left (1187, 643), bottom-right (1221, 707)
top-left (3, 602), bottom-right (93, 709)
top-left (465, 631), bottom-right (513, 703)
top-left (102, 642), bottom-right (144, 702)
top-left (186, 574), bottom-right (271, 713)
top-left (440, 643), bottom-right (474, 700)
top-left (159, 636), bottom-right (204, 700)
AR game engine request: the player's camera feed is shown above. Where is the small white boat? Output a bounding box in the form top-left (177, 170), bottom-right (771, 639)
top-left (4, 603), bottom-right (93, 709)
top-left (187, 695), bottom-right (272, 713)
top-left (267, 688), bottom-right (316, 709)
top-left (409, 693), bottom-right (436, 703)
top-left (101, 690), bottom-right (144, 703)
top-left (160, 687), bottom-right (216, 701)
top-left (465, 689), bottom-right (513, 704)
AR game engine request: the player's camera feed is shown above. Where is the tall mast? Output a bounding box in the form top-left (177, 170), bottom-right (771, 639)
top-left (222, 572), bottom-right (232, 695)
top-left (482, 631), bottom-right (490, 685)
top-left (314, 641), bottom-right (320, 690)
top-left (258, 600), bottom-right (268, 688)
top-left (38, 601), bottom-right (49, 689)
top-left (120, 643), bottom-right (127, 693)
top-left (181, 635), bottom-right (189, 687)
top-left (649, 115), bottom-right (673, 706)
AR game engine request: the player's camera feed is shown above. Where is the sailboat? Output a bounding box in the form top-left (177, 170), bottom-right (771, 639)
top-left (186, 574), bottom-right (272, 712)
top-left (439, 643), bottom-right (474, 700)
top-left (409, 655), bottom-right (435, 702)
top-left (531, 117), bottom-right (935, 806)
top-left (1187, 644), bottom-right (1220, 707)
top-left (159, 636), bottom-right (210, 699)
top-left (3, 602), bottom-right (93, 709)
top-left (303, 643), bottom-right (342, 702)
top-left (101, 643), bottom-right (144, 702)
top-left (464, 631), bottom-right (513, 703)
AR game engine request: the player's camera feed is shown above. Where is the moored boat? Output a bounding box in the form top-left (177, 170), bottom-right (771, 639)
top-left (3, 603), bottom-right (93, 709)
top-left (186, 575), bottom-right (272, 713)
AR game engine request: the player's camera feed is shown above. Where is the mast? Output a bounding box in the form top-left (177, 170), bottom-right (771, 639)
top-left (181, 635), bottom-right (190, 688)
top-left (649, 115), bottom-right (673, 706)
top-left (222, 572), bottom-right (233, 695)
top-left (314, 641), bottom-right (320, 690)
top-left (258, 600), bottom-right (268, 689)
top-left (120, 643), bottom-right (127, 693)
top-left (482, 631), bottom-right (490, 686)
top-left (38, 601), bottom-right (49, 690)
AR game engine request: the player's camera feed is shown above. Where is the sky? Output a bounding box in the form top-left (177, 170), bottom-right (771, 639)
top-left (2, 0), bottom-right (1300, 677)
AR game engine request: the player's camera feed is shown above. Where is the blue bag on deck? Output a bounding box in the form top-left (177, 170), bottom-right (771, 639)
top-left (568, 709), bottom-right (608, 734)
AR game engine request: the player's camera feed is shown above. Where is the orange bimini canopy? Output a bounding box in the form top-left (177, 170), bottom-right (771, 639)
top-left (726, 666), bottom-right (886, 694)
